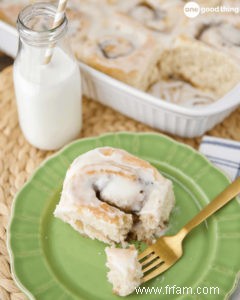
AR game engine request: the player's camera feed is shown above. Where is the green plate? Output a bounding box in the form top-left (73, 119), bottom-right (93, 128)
top-left (8, 133), bottom-right (240, 300)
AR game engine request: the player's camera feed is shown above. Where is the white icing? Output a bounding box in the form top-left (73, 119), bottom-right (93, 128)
top-left (63, 148), bottom-right (163, 213)
top-left (148, 79), bottom-right (217, 107)
top-left (99, 176), bottom-right (144, 212)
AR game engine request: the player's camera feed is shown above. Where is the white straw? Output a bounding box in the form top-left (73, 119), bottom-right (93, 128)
top-left (44, 0), bottom-right (68, 64)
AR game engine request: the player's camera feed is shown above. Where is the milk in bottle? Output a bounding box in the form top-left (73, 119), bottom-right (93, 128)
top-left (14, 3), bottom-right (82, 150)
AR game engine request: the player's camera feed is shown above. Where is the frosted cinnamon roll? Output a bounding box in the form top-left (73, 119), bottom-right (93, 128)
top-left (148, 79), bottom-right (217, 107)
top-left (68, 11), bottom-right (161, 90)
top-left (194, 18), bottom-right (240, 62)
top-left (113, 0), bottom-right (185, 36)
top-left (159, 36), bottom-right (240, 97)
top-left (54, 147), bottom-right (175, 245)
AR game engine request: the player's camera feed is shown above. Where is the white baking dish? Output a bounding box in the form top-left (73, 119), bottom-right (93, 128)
top-left (1, 20), bottom-right (240, 138)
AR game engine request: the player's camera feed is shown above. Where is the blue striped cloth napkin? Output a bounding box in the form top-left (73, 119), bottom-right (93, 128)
top-left (199, 136), bottom-right (240, 299)
top-left (199, 136), bottom-right (240, 181)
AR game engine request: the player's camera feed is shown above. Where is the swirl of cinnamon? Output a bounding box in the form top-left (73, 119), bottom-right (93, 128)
top-left (129, 1), bottom-right (166, 29)
top-left (98, 36), bottom-right (134, 59)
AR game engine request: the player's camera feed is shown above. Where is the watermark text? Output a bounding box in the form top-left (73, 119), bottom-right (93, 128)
top-left (135, 285), bottom-right (220, 295)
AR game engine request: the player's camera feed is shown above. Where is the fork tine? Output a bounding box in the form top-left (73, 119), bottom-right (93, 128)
top-left (141, 253), bottom-right (158, 266)
top-left (138, 247), bottom-right (154, 260)
top-left (142, 258), bottom-right (163, 273)
top-left (142, 262), bottom-right (170, 283)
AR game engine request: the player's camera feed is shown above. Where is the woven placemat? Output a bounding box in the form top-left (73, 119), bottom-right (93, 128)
top-left (0, 66), bottom-right (240, 300)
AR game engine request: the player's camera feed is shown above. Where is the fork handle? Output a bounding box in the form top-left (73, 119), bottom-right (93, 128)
top-left (180, 177), bottom-right (240, 236)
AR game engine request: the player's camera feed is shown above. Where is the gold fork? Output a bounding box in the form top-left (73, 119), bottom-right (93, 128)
top-left (139, 177), bottom-right (240, 283)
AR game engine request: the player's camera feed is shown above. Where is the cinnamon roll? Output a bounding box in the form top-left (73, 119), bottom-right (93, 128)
top-left (148, 79), bottom-right (217, 107)
top-left (54, 147), bottom-right (175, 245)
top-left (158, 36), bottom-right (240, 97)
top-left (68, 10), bottom-right (161, 90)
top-left (113, 0), bottom-right (185, 36)
top-left (192, 17), bottom-right (240, 62)
top-left (105, 245), bottom-right (143, 296)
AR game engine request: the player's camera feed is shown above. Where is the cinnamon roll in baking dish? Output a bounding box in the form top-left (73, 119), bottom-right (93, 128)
top-left (68, 9), bottom-right (161, 90)
top-left (54, 147), bottom-right (175, 245)
top-left (148, 79), bottom-right (217, 107)
top-left (158, 36), bottom-right (240, 97)
top-left (189, 16), bottom-right (240, 62)
top-left (112, 0), bottom-right (185, 36)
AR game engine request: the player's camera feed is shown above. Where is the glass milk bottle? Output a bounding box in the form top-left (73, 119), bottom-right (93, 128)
top-left (14, 3), bottom-right (82, 150)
